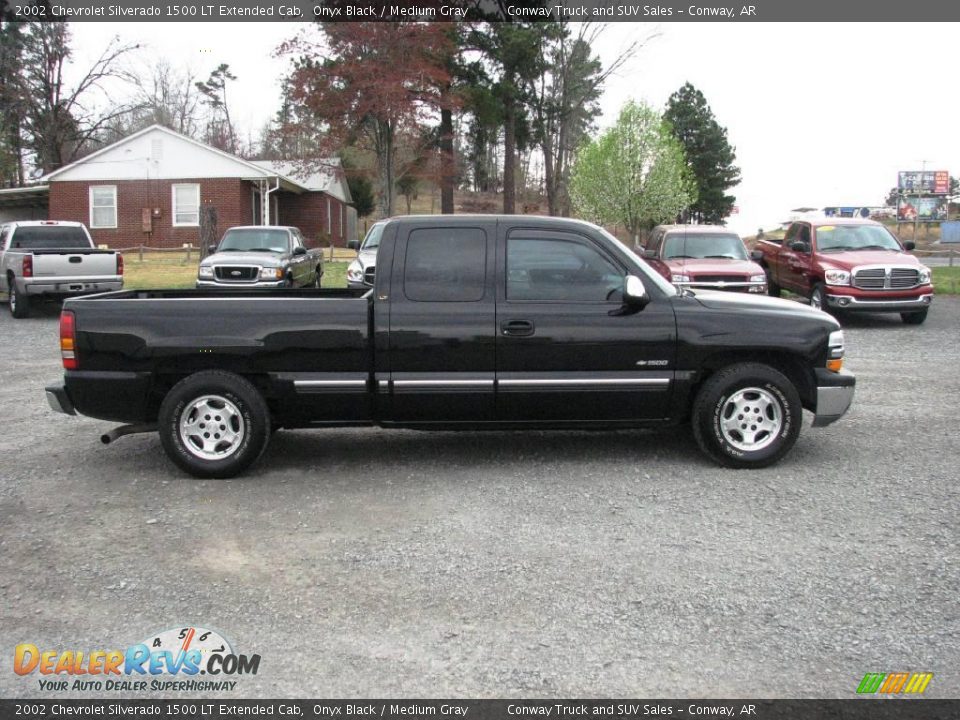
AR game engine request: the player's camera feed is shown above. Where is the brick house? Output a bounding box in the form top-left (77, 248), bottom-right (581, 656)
top-left (42, 125), bottom-right (356, 249)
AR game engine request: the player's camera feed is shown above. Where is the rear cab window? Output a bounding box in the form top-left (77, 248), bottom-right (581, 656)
top-left (403, 227), bottom-right (487, 302)
top-left (9, 225), bottom-right (91, 250)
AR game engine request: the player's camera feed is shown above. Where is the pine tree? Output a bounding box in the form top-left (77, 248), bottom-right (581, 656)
top-left (664, 83), bottom-right (740, 224)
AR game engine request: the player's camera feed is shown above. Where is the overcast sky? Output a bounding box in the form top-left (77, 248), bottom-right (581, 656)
top-left (68, 21), bottom-right (957, 235)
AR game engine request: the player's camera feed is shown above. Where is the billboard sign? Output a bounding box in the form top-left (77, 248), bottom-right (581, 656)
top-left (898, 170), bottom-right (950, 194)
top-left (897, 196), bottom-right (948, 222)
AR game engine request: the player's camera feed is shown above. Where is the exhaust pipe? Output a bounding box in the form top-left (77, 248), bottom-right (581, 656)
top-left (101, 423), bottom-right (157, 445)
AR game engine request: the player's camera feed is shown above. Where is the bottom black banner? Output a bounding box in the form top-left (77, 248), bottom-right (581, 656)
top-left (1, 700), bottom-right (958, 720)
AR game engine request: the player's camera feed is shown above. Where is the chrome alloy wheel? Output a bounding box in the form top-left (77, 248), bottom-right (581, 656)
top-left (719, 387), bottom-right (783, 452)
top-left (178, 394), bottom-right (246, 461)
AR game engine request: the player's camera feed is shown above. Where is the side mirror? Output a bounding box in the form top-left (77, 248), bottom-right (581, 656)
top-left (903, 240), bottom-right (916, 251)
top-left (644, 248), bottom-right (658, 258)
top-left (347, 239), bottom-right (359, 251)
top-left (623, 275), bottom-right (649, 308)
top-left (293, 246), bottom-right (307, 256)
top-left (208, 244), bottom-right (218, 254)
top-left (790, 241), bottom-right (809, 253)
top-left (750, 249), bottom-right (764, 262)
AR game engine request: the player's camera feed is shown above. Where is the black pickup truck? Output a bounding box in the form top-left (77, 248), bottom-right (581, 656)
top-left (46, 216), bottom-right (854, 478)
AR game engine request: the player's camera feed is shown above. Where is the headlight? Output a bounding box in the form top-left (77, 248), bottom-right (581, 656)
top-left (198, 265), bottom-right (213, 278)
top-left (260, 267), bottom-right (283, 280)
top-left (827, 329), bottom-right (844, 372)
top-left (749, 274), bottom-right (766, 283)
top-left (347, 260), bottom-right (363, 282)
top-left (671, 273), bottom-right (690, 283)
top-left (918, 266), bottom-right (931, 284)
top-left (824, 269), bottom-right (850, 286)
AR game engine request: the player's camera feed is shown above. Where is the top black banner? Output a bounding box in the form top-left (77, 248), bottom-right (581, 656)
top-left (2, 0), bottom-right (959, 22)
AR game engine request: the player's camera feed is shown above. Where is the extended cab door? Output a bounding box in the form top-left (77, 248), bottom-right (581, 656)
top-left (382, 221), bottom-right (497, 423)
top-left (779, 222), bottom-right (813, 295)
top-left (495, 225), bottom-right (676, 422)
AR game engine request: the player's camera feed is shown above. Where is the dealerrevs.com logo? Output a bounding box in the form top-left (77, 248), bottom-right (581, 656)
top-left (14, 626), bottom-right (260, 692)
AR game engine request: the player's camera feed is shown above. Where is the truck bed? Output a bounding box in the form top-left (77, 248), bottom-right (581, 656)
top-left (63, 288), bottom-right (373, 425)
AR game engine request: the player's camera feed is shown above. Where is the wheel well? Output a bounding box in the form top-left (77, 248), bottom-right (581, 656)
top-left (692, 351), bottom-right (817, 412)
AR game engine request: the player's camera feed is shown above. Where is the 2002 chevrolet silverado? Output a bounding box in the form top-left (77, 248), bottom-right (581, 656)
top-left (46, 215), bottom-right (855, 479)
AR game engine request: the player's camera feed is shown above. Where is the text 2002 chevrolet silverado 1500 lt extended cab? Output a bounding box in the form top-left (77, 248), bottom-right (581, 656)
top-left (46, 216), bottom-right (855, 479)
top-left (755, 217), bottom-right (933, 324)
top-left (1, 221), bottom-right (123, 318)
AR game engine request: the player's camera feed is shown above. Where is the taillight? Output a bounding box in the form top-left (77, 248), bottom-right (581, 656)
top-left (22, 255), bottom-right (32, 278)
top-left (60, 310), bottom-right (77, 370)
top-left (117, 253), bottom-right (124, 275)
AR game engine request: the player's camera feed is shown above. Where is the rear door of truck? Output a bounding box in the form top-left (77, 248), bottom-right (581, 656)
top-left (494, 222), bottom-right (676, 422)
top-left (382, 219), bottom-right (497, 423)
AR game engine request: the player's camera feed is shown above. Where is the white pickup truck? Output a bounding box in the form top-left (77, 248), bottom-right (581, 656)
top-left (0, 221), bottom-right (123, 318)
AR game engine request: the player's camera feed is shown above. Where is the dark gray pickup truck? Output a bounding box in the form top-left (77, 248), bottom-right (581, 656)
top-left (47, 215), bottom-right (854, 478)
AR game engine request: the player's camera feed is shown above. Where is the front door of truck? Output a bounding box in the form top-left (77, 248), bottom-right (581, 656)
top-left (495, 226), bottom-right (676, 422)
top-left (385, 222), bottom-right (497, 423)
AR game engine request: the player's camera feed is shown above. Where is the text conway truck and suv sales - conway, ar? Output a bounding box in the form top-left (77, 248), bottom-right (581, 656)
top-left (46, 215), bottom-right (853, 479)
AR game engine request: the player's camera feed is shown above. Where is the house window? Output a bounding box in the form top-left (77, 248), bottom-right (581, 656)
top-left (327, 198), bottom-right (332, 235)
top-left (89, 186), bottom-right (117, 229)
top-left (172, 184), bottom-right (200, 226)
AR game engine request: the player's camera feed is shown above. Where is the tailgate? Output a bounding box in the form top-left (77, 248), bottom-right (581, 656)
top-left (33, 251), bottom-right (118, 278)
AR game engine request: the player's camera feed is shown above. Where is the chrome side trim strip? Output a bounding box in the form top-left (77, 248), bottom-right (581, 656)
top-left (393, 379), bottom-right (494, 388)
top-left (498, 378), bottom-right (669, 388)
top-left (294, 380), bottom-right (366, 389)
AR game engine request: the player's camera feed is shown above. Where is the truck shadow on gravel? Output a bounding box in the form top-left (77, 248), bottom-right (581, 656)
top-left (255, 426), bottom-right (712, 476)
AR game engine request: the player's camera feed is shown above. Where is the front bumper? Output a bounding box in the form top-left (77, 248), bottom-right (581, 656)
top-left (812, 368), bottom-right (855, 427)
top-left (196, 279), bottom-right (287, 289)
top-left (826, 292), bottom-right (932, 312)
top-left (45, 384), bottom-right (76, 415)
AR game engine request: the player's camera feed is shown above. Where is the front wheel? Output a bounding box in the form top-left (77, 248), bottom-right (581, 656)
top-left (158, 371), bottom-right (271, 478)
top-left (691, 363), bottom-right (802, 469)
top-left (8, 280), bottom-right (30, 318)
top-left (901, 308), bottom-right (928, 325)
top-left (809, 283), bottom-right (830, 313)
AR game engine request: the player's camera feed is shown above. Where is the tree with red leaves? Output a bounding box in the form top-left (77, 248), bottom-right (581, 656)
top-left (278, 23), bottom-right (453, 217)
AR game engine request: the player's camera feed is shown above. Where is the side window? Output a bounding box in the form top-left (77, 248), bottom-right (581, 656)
top-left (291, 231), bottom-right (304, 250)
top-left (507, 236), bottom-right (623, 302)
top-left (798, 225), bottom-right (811, 245)
top-left (403, 228), bottom-right (486, 302)
top-left (783, 224), bottom-right (799, 245)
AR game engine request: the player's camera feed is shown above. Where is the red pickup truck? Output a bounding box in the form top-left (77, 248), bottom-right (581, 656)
top-left (755, 218), bottom-right (933, 324)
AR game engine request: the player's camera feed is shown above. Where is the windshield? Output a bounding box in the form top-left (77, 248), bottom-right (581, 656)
top-left (597, 227), bottom-right (677, 297)
top-left (663, 233), bottom-right (748, 260)
top-left (360, 222), bottom-right (385, 251)
top-left (10, 226), bottom-right (90, 249)
top-left (816, 224), bottom-right (903, 252)
top-left (217, 228), bottom-right (290, 253)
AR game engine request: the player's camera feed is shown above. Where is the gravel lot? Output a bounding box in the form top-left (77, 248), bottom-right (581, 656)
top-left (1, 298), bottom-right (958, 698)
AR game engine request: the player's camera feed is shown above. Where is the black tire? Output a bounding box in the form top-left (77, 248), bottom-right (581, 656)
top-left (313, 267), bottom-right (323, 288)
top-left (8, 279), bottom-right (30, 318)
top-left (691, 362), bottom-right (802, 469)
top-left (809, 283), bottom-right (830, 314)
top-left (901, 308), bottom-right (928, 325)
top-left (158, 371), bottom-right (271, 479)
top-left (765, 268), bottom-right (781, 298)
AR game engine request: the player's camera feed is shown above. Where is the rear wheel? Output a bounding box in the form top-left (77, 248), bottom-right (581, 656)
top-left (8, 279), bottom-right (29, 318)
top-left (314, 267), bottom-right (323, 288)
top-left (901, 308), bottom-right (928, 325)
top-left (158, 371), bottom-right (271, 478)
top-left (691, 363), bottom-right (802, 469)
top-left (765, 268), bottom-right (781, 297)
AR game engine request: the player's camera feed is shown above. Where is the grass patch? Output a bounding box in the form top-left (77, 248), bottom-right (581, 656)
top-left (933, 266), bottom-right (960, 295)
top-left (121, 252), bottom-right (352, 290)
